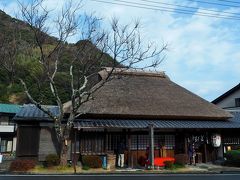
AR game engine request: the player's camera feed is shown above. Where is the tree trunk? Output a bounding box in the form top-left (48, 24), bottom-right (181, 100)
top-left (59, 138), bottom-right (69, 166)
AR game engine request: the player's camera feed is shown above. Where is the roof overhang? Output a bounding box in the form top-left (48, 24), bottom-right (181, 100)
top-left (73, 119), bottom-right (240, 129)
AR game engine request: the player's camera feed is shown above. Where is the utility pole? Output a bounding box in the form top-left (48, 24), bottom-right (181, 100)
top-left (149, 124), bottom-right (154, 169)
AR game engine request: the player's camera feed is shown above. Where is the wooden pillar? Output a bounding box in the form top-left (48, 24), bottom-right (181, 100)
top-left (184, 135), bottom-right (188, 154)
top-left (137, 134), bottom-right (139, 163)
top-left (149, 124), bottom-right (154, 169)
top-left (104, 129), bottom-right (108, 153)
top-left (204, 132), bottom-right (208, 163)
top-left (127, 129), bottom-right (132, 168)
top-left (73, 129), bottom-right (77, 174)
top-left (204, 143), bottom-right (208, 163)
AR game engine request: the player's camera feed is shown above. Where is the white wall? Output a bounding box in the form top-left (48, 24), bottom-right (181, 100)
top-left (215, 89), bottom-right (240, 109)
top-left (0, 125), bottom-right (14, 132)
top-left (13, 137), bottom-right (17, 152)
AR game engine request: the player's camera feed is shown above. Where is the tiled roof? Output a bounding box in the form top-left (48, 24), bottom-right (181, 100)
top-left (73, 111), bottom-right (240, 129)
top-left (14, 105), bottom-right (240, 129)
top-left (73, 118), bottom-right (240, 129)
top-left (14, 104), bottom-right (59, 121)
top-left (228, 111), bottom-right (240, 122)
top-left (0, 103), bottom-right (21, 114)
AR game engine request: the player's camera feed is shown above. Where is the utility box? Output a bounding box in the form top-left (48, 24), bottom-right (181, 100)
top-left (102, 155), bottom-right (107, 169)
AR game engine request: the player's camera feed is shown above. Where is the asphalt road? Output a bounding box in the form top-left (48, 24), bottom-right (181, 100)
top-left (0, 174), bottom-right (240, 180)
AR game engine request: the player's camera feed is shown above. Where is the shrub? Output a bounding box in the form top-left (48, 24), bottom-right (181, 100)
top-left (225, 150), bottom-right (240, 167)
top-left (45, 154), bottom-right (60, 167)
top-left (82, 165), bottom-right (90, 170)
top-left (10, 159), bottom-right (36, 172)
top-left (173, 163), bottom-right (185, 169)
top-left (164, 160), bottom-right (174, 169)
top-left (82, 155), bottom-right (102, 168)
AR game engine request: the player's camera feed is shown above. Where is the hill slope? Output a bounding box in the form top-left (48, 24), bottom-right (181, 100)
top-left (0, 10), bottom-right (114, 105)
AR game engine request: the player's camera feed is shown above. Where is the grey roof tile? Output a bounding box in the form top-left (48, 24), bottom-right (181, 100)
top-left (13, 105), bottom-right (240, 129)
top-left (74, 119), bottom-right (240, 129)
top-left (14, 104), bottom-right (59, 121)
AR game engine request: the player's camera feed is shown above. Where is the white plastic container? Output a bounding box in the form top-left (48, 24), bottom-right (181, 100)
top-left (0, 154), bottom-right (3, 163)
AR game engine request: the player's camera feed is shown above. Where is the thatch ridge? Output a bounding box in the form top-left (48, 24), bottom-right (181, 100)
top-left (64, 68), bottom-right (232, 120)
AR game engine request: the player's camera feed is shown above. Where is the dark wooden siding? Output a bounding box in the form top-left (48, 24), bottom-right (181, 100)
top-left (17, 126), bottom-right (40, 157)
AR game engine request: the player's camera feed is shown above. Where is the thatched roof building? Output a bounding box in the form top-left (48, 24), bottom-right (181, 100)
top-left (64, 68), bottom-right (231, 120)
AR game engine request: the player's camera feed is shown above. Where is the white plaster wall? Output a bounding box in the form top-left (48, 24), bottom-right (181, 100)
top-left (13, 137), bottom-right (17, 152)
top-left (0, 125), bottom-right (14, 132)
top-left (215, 89), bottom-right (240, 109)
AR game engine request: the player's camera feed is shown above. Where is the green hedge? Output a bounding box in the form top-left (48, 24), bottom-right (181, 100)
top-left (45, 154), bottom-right (60, 167)
top-left (225, 150), bottom-right (240, 167)
top-left (164, 161), bottom-right (174, 169)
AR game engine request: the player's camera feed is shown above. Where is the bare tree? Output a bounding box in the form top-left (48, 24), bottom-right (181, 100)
top-left (16, 0), bottom-right (167, 166)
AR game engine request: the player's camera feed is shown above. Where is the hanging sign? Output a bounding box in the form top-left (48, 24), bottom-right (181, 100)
top-left (211, 134), bottom-right (221, 147)
top-left (187, 134), bottom-right (207, 144)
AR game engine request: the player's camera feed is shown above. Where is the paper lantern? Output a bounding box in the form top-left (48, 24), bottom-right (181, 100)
top-left (211, 134), bottom-right (221, 147)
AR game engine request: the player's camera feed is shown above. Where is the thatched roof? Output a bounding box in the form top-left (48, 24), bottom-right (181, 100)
top-left (64, 68), bottom-right (232, 120)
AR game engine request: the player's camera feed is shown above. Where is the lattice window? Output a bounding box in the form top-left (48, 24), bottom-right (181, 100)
top-left (223, 137), bottom-right (240, 145)
top-left (154, 135), bottom-right (165, 149)
top-left (130, 134), bottom-right (175, 150)
top-left (138, 135), bottom-right (149, 150)
top-left (131, 135), bottom-right (138, 150)
top-left (164, 135), bottom-right (175, 150)
top-left (80, 132), bottom-right (105, 154)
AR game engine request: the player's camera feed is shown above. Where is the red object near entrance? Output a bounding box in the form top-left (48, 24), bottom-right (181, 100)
top-left (154, 157), bottom-right (175, 167)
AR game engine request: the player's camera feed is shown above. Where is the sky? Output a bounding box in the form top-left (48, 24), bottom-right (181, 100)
top-left (1, 0), bottom-right (240, 102)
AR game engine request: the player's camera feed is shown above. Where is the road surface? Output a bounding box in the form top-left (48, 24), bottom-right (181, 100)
top-left (0, 174), bottom-right (240, 180)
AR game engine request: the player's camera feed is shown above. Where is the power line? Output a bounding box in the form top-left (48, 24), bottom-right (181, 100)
top-left (186, 0), bottom-right (240, 8)
top-left (216, 0), bottom-right (240, 4)
top-left (140, 0), bottom-right (240, 17)
top-left (123, 0), bottom-right (240, 18)
top-left (91, 0), bottom-right (240, 20)
top-left (116, 0), bottom-right (240, 18)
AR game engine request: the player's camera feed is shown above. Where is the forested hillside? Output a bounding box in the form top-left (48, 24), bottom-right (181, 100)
top-left (0, 10), bottom-right (114, 105)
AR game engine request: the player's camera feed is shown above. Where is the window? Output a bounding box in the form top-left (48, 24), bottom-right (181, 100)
top-left (130, 134), bottom-right (175, 150)
top-left (0, 139), bottom-right (13, 152)
top-left (155, 135), bottom-right (175, 150)
top-left (223, 137), bottom-right (240, 145)
top-left (80, 132), bottom-right (105, 154)
top-left (131, 135), bottom-right (149, 150)
top-left (108, 133), bottom-right (122, 151)
top-left (235, 98), bottom-right (240, 107)
top-left (0, 116), bottom-right (10, 125)
top-left (164, 135), bottom-right (175, 150)
top-left (154, 135), bottom-right (165, 149)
